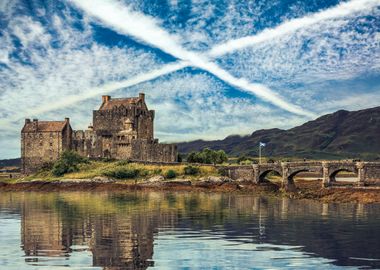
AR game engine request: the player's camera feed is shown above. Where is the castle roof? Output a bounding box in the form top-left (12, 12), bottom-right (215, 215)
top-left (99, 94), bottom-right (147, 111)
top-left (22, 120), bottom-right (69, 133)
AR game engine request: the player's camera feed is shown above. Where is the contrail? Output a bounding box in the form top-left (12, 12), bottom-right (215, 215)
top-left (7, 62), bottom-right (189, 122)
top-left (70, 0), bottom-right (314, 117)
top-left (209, 0), bottom-right (380, 57)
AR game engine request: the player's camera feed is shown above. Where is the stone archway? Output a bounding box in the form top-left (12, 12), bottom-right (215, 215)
top-left (287, 169), bottom-right (310, 186)
top-left (329, 168), bottom-right (357, 183)
top-left (258, 169), bottom-right (282, 184)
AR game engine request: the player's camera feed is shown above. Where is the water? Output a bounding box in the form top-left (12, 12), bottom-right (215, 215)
top-left (0, 192), bottom-right (379, 270)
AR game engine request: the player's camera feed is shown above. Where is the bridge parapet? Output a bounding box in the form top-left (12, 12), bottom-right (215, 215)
top-left (218, 161), bottom-right (380, 188)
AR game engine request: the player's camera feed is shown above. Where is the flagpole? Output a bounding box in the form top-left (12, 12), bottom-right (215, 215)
top-left (259, 143), bottom-right (261, 164)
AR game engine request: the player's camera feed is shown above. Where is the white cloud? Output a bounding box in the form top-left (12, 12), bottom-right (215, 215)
top-left (70, 0), bottom-right (313, 117)
top-left (209, 0), bottom-right (380, 57)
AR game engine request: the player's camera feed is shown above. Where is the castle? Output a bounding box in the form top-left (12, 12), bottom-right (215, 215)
top-left (21, 93), bottom-right (178, 174)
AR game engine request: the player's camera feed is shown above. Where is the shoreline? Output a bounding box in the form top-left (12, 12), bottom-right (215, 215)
top-left (1, 178), bottom-right (380, 204)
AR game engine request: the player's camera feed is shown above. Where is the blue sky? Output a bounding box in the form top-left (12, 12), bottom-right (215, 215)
top-left (0, 0), bottom-right (379, 158)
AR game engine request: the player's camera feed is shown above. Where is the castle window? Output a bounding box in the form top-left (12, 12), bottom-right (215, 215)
top-left (50, 142), bottom-right (53, 147)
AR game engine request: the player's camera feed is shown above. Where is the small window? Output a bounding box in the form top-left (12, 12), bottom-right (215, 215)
top-left (50, 142), bottom-right (53, 147)
top-left (39, 142), bottom-right (43, 146)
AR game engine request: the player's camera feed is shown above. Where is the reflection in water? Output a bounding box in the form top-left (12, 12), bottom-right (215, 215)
top-left (0, 192), bottom-right (380, 269)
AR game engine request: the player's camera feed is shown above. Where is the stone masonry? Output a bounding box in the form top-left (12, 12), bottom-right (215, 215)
top-left (21, 93), bottom-right (178, 174)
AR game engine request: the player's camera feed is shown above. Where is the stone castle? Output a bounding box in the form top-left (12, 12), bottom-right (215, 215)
top-left (21, 93), bottom-right (178, 174)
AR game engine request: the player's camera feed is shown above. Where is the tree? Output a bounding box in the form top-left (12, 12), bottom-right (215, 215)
top-left (186, 148), bottom-right (228, 164)
top-left (52, 150), bottom-right (88, 176)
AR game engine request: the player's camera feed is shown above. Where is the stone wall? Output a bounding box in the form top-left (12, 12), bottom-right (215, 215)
top-left (21, 129), bottom-right (71, 174)
top-left (93, 107), bottom-right (154, 140)
top-left (219, 165), bottom-right (254, 181)
top-left (130, 140), bottom-right (177, 163)
top-left (72, 130), bottom-right (96, 158)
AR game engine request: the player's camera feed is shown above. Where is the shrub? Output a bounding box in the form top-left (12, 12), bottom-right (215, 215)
top-left (52, 151), bottom-right (88, 176)
top-left (184, 165), bottom-right (200, 175)
top-left (153, 168), bottom-right (162, 175)
top-left (103, 168), bottom-right (140, 179)
top-left (218, 167), bottom-right (228, 177)
top-left (165, 169), bottom-right (177, 179)
top-left (187, 148), bottom-right (228, 164)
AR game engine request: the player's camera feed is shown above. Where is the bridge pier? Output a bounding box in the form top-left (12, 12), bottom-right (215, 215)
top-left (357, 162), bottom-right (366, 187)
top-left (322, 162), bottom-right (330, 188)
top-left (252, 164), bottom-right (260, 184)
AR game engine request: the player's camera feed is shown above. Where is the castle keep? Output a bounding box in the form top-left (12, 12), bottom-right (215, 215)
top-left (21, 93), bottom-right (177, 173)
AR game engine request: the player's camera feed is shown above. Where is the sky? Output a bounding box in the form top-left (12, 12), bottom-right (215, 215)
top-left (0, 0), bottom-right (379, 159)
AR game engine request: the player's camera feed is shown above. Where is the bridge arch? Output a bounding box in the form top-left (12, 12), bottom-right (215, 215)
top-left (258, 169), bottom-right (282, 183)
top-left (287, 169), bottom-right (310, 185)
top-left (329, 168), bottom-right (357, 183)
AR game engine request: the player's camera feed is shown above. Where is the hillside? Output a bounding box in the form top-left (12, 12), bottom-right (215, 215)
top-left (0, 158), bottom-right (21, 167)
top-left (177, 106), bottom-right (380, 160)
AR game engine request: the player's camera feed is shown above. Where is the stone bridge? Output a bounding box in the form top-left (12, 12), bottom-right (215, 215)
top-left (222, 161), bottom-right (380, 189)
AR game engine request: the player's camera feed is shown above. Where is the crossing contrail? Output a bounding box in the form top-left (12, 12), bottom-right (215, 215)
top-left (209, 0), bottom-right (380, 57)
top-left (70, 0), bottom-right (315, 117)
top-left (7, 62), bottom-right (189, 122)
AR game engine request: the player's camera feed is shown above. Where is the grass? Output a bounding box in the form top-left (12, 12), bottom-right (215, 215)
top-left (20, 160), bottom-right (219, 181)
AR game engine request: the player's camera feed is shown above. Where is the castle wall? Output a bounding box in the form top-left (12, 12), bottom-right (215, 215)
top-left (93, 107), bottom-right (154, 141)
top-left (131, 140), bottom-right (177, 163)
top-left (72, 130), bottom-right (96, 158)
top-left (22, 131), bottom-right (63, 174)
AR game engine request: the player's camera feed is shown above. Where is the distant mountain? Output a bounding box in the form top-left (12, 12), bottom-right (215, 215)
top-left (0, 158), bottom-right (21, 167)
top-left (177, 106), bottom-right (380, 160)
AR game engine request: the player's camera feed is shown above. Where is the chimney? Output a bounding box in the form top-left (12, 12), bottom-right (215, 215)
top-left (32, 119), bottom-right (38, 131)
top-left (102, 95), bottom-right (111, 103)
top-left (139, 93), bottom-right (145, 101)
top-left (25, 118), bottom-right (31, 124)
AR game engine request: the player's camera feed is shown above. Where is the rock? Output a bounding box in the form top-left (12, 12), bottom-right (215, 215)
top-left (163, 179), bottom-right (192, 187)
top-left (139, 178), bottom-right (191, 187)
top-left (195, 176), bottom-right (233, 187)
top-left (92, 176), bottom-right (114, 183)
top-left (147, 175), bottom-right (164, 182)
top-left (235, 178), bottom-right (253, 184)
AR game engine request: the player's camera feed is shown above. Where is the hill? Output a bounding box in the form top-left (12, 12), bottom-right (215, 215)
top-left (177, 106), bottom-right (380, 160)
top-left (0, 158), bottom-right (21, 167)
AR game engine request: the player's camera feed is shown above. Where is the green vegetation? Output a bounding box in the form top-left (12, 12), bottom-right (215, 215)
top-left (165, 169), bottom-right (177, 179)
top-left (15, 159), bottom-right (219, 182)
top-left (52, 151), bottom-right (89, 176)
top-left (187, 148), bottom-right (228, 164)
top-left (103, 167), bottom-right (140, 179)
top-left (184, 165), bottom-right (200, 175)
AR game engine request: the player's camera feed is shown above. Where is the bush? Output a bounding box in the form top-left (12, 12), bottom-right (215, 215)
top-left (153, 168), bottom-right (162, 175)
top-left (187, 148), bottom-right (228, 164)
top-left (52, 151), bottom-right (88, 176)
top-left (184, 165), bottom-right (200, 175)
top-left (103, 168), bottom-right (140, 179)
top-left (165, 169), bottom-right (177, 179)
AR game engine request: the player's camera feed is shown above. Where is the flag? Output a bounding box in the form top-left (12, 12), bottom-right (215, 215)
top-left (259, 142), bottom-right (266, 147)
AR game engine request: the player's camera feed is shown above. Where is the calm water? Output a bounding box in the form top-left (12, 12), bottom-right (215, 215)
top-left (0, 192), bottom-right (379, 270)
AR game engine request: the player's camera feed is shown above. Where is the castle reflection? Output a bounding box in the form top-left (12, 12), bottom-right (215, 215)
top-left (0, 192), bottom-right (378, 269)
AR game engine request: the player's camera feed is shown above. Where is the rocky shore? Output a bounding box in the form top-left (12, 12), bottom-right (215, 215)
top-left (1, 176), bottom-right (380, 203)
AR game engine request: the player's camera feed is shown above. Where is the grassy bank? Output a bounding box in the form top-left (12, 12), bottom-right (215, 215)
top-left (20, 160), bottom-right (219, 182)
